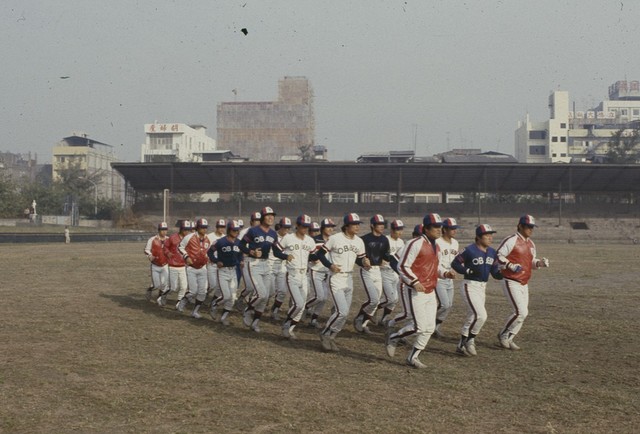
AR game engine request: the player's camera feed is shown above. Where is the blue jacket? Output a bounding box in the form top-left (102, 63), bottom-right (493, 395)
top-left (208, 236), bottom-right (242, 267)
top-left (451, 243), bottom-right (502, 282)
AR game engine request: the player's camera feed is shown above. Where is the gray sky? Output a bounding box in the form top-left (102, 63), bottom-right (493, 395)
top-left (2, 0), bottom-right (638, 162)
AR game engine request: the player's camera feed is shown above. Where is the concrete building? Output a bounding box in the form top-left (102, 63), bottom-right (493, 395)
top-left (141, 123), bottom-right (216, 162)
top-left (515, 81), bottom-right (640, 163)
top-left (0, 151), bottom-right (38, 181)
top-left (217, 76), bottom-right (315, 161)
top-left (52, 133), bottom-right (123, 201)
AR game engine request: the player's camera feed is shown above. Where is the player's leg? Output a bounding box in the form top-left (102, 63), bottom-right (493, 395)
top-left (434, 279), bottom-right (454, 336)
top-left (245, 260), bottom-right (270, 332)
top-left (404, 291), bottom-right (435, 368)
top-left (499, 281), bottom-right (529, 349)
top-left (320, 274), bottom-right (347, 351)
top-left (354, 268), bottom-right (382, 333)
top-left (379, 271), bottom-right (399, 326)
top-left (190, 268), bottom-right (208, 319)
top-left (282, 272), bottom-right (305, 339)
top-left (179, 267), bottom-right (197, 312)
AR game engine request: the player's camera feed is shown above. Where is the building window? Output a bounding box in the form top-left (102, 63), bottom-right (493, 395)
top-left (552, 153), bottom-right (557, 157)
top-left (560, 137), bottom-right (567, 142)
top-left (634, 109), bottom-right (640, 116)
top-left (552, 136), bottom-right (558, 142)
top-left (561, 153), bottom-right (567, 157)
top-left (560, 123), bottom-right (567, 129)
top-left (149, 134), bottom-right (173, 148)
top-left (529, 130), bottom-right (546, 140)
top-left (621, 109), bottom-right (628, 116)
top-left (529, 145), bottom-right (546, 155)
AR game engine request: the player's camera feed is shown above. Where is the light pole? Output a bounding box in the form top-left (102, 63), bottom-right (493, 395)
top-left (80, 177), bottom-right (98, 217)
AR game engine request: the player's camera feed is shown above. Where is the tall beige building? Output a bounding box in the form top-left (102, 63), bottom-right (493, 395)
top-left (217, 76), bottom-right (315, 161)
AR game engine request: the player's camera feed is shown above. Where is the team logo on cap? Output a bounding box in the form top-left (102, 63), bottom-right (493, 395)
top-left (196, 218), bottom-right (208, 228)
top-left (251, 212), bottom-right (261, 221)
top-left (216, 219), bottom-right (226, 228)
top-left (476, 224), bottom-right (497, 237)
top-left (422, 213), bottom-right (443, 227)
top-left (237, 219), bottom-right (244, 228)
top-left (279, 217), bottom-right (292, 228)
top-left (261, 207), bottom-right (276, 216)
top-left (321, 218), bottom-right (336, 228)
top-left (370, 214), bottom-right (385, 225)
top-left (344, 213), bottom-right (361, 225)
top-left (390, 219), bottom-right (404, 230)
top-left (227, 220), bottom-right (241, 231)
top-left (519, 215), bottom-right (537, 227)
top-left (310, 222), bottom-right (321, 230)
top-left (296, 214), bottom-right (312, 227)
top-left (180, 220), bottom-right (192, 230)
top-left (158, 221), bottom-right (168, 230)
top-left (442, 218), bottom-right (460, 229)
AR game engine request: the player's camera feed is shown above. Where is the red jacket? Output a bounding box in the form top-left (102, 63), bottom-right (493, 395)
top-left (397, 235), bottom-right (442, 293)
top-left (163, 233), bottom-right (186, 267)
top-left (178, 233), bottom-right (211, 269)
top-left (144, 235), bottom-right (168, 267)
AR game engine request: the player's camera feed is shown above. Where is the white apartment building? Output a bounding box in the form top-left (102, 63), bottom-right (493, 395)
top-left (141, 123), bottom-right (216, 162)
top-left (515, 81), bottom-right (640, 163)
top-left (52, 133), bottom-right (123, 202)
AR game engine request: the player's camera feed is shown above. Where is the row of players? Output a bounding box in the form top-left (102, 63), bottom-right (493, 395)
top-left (144, 209), bottom-right (549, 368)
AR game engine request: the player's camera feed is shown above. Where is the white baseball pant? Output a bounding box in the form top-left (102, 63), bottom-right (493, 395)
top-left (186, 266), bottom-right (208, 302)
top-left (435, 278), bottom-right (455, 322)
top-left (380, 268), bottom-right (400, 311)
top-left (269, 260), bottom-right (287, 304)
top-left (306, 270), bottom-right (329, 315)
top-left (322, 272), bottom-right (354, 335)
top-left (150, 264), bottom-right (168, 293)
top-left (245, 258), bottom-right (271, 313)
top-left (460, 280), bottom-right (488, 337)
top-left (359, 266), bottom-right (383, 317)
top-left (207, 262), bottom-right (221, 294)
top-left (169, 266), bottom-right (188, 300)
top-left (285, 269), bottom-right (309, 322)
top-left (500, 279), bottom-right (529, 337)
top-left (391, 287), bottom-right (437, 350)
top-left (213, 266), bottom-right (238, 311)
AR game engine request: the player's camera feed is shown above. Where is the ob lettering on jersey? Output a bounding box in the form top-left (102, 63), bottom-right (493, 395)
top-left (221, 246), bottom-right (240, 253)
top-left (253, 235), bottom-right (275, 244)
top-left (471, 256), bottom-right (494, 266)
top-left (335, 244), bottom-right (360, 254)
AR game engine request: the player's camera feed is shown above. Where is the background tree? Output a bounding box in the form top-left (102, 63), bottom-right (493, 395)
top-left (606, 128), bottom-right (640, 164)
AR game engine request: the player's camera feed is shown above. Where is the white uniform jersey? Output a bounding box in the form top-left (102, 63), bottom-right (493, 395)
top-left (310, 236), bottom-right (330, 272)
top-left (277, 233), bottom-right (316, 271)
top-left (323, 232), bottom-right (366, 273)
top-left (382, 235), bottom-right (405, 270)
top-left (436, 237), bottom-right (459, 272)
top-left (206, 231), bottom-right (224, 245)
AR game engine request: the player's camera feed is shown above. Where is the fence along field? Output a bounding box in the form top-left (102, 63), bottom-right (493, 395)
top-left (0, 242), bottom-right (638, 433)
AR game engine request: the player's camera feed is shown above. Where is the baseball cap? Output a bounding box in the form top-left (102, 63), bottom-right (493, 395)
top-left (227, 220), bottom-right (241, 231)
top-left (158, 222), bottom-right (168, 231)
top-left (296, 214), bottom-right (312, 227)
top-left (310, 222), bottom-right (321, 231)
top-left (390, 219), bottom-right (404, 230)
top-left (321, 218), bottom-right (336, 228)
top-left (250, 212), bottom-right (261, 222)
top-left (195, 218), bottom-right (208, 229)
top-left (422, 213), bottom-right (443, 227)
top-left (261, 206), bottom-right (276, 216)
top-left (215, 218), bottom-right (226, 228)
top-left (370, 214), bottom-right (385, 225)
top-left (180, 220), bottom-right (192, 231)
top-left (519, 215), bottom-right (537, 227)
top-left (412, 224), bottom-right (423, 236)
top-left (237, 219), bottom-right (244, 228)
top-left (343, 213), bottom-right (362, 225)
top-left (442, 218), bottom-right (460, 229)
top-left (279, 217), bottom-right (292, 228)
top-left (476, 224), bottom-right (497, 237)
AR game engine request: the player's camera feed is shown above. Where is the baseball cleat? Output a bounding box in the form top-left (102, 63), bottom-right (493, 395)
top-left (406, 357), bottom-right (427, 369)
top-left (320, 333), bottom-right (332, 352)
top-left (329, 337), bottom-right (339, 352)
top-left (146, 288), bottom-right (154, 301)
top-left (353, 316), bottom-right (365, 333)
top-left (456, 345), bottom-right (470, 357)
top-left (464, 339), bottom-right (477, 356)
top-left (498, 333), bottom-right (511, 349)
top-left (156, 296), bottom-right (164, 306)
top-left (509, 340), bottom-right (521, 351)
top-left (176, 298), bottom-right (187, 312)
top-left (289, 329), bottom-right (298, 340)
top-left (282, 325), bottom-right (291, 339)
top-left (309, 319), bottom-right (321, 329)
top-left (385, 329), bottom-right (397, 357)
top-left (191, 311), bottom-right (202, 319)
top-left (432, 328), bottom-right (444, 340)
top-left (362, 326), bottom-right (373, 335)
top-left (242, 309), bottom-right (253, 327)
top-left (251, 323), bottom-right (261, 333)
top-left (220, 316), bottom-right (230, 326)
top-left (271, 309), bottom-right (280, 321)
top-left (209, 306), bottom-right (218, 321)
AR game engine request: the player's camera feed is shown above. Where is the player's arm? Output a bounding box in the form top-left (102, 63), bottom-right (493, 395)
top-left (490, 251), bottom-right (503, 280)
top-left (238, 231), bottom-right (252, 255)
top-left (531, 242), bottom-right (549, 268)
top-left (178, 233), bottom-right (194, 265)
top-left (397, 239), bottom-right (421, 288)
top-left (271, 240), bottom-right (291, 261)
top-left (450, 249), bottom-right (472, 277)
top-left (207, 240), bottom-right (218, 263)
top-left (144, 237), bottom-right (154, 261)
top-left (497, 236), bottom-right (521, 272)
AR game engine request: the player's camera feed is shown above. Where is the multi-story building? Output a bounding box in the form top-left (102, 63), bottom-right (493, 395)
top-left (0, 151), bottom-right (38, 181)
top-left (52, 133), bottom-right (123, 201)
top-left (217, 76), bottom-right (315, 161)
top-left (515, 81), bottom-right (640, 163)
top-left (141, 123), bottom-right (216, 162)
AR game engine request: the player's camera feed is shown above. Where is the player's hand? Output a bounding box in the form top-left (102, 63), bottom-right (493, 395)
top-left (148, 256), bottom-right (154, 262)
top-left (507, 262), bottom-right (522, 272)
top-left (286, 255), bottom-right (294, 262)
top-left (466, 268), bottom-right (476, 277)
top-left (362, 258), bottom-right (371, 270)
top-left (217, 262), bottom-right (223, 268)
top-left (413, 282), bottom-right (426, 293)
top-left (330, 264), bottom-right (341, 273)
top-left (254, 248), bottom-right (262, 258)
top-left (444, 271), bottom-right (456, 279)
top-left (537, 257), bottom-right (550, 268)
top-left (186, 257), bottom-right (193, 266)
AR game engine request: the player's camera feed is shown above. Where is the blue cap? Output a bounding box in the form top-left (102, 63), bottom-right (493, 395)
top-left (422, 213), bottom-right (443, 227)
top-left (519, 215), bottom-right (537, 227)
top-left (442, 218), bottom-right (460, 229)
top-left (310, 222), bottom-right (321, 231)
top-left (279, 217), bottom-right (292, 228)
top-left (227, 220), bottom-right (241, 231)
top-left (390, 219), bottom-right (404, 230)
top-left (476, 224), bottom-right (497, 237)
top-left (370, 214), bottom-right (385, 225)
top-left (195, 218), bottom-right (208, 229)
top-left (412, 224), bottom-right (423, 235)
top-left (158, 221), bottom-right (168, 231)
top-left (296, 214), bottom-right (312, 227)
top-left (343, 213), bottom-right (361, 225)
top-left (261, 206), bottom-right (276, 216)
top-left (321, 218), bottom-right (336, 228)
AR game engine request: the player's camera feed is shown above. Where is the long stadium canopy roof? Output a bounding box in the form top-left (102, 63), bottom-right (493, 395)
top-left (112, 162), bottom-right (640, 194)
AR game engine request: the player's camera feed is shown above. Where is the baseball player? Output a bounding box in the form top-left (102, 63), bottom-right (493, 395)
top-left (208, 220), bottom-right (243, 326)
top-left (269, 217), bottom-right (292, 320)
top-left (206, 219), bottom-right (227, 302)
top-left (433, 217), bottom-right (460, 338)
top-left (450, 224), bottom-right (503, 356)
top-left (385, 214), bottom-right (454, 369)
top-left (353, 214), bottom-right (391, 334)
top-left (162, 220), bottom-right (191, 308)
top-left (308, 221), bottom-right (321, 238)
top-left (177, 218), bottom-right (211, 319)
top-left (235, 211), bottom-right (262, 311)
top-left (273, 214), bottom-right (316, 339)
top-left (378, 219), bottom-right (405, 327)
top-left (496, 215), bottom-right (549, 350)
top-left (305, 218), bottom-right (336, 328)
top-left (316, 213), bottom-right (369, 352)
top-left (239, 207), bottom-right (288, 332)
top-left (144, 222), bottom-right (169, 303)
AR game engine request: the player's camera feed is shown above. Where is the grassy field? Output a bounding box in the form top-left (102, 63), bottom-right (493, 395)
top-left (1, 241), bottom-right (638, 433)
